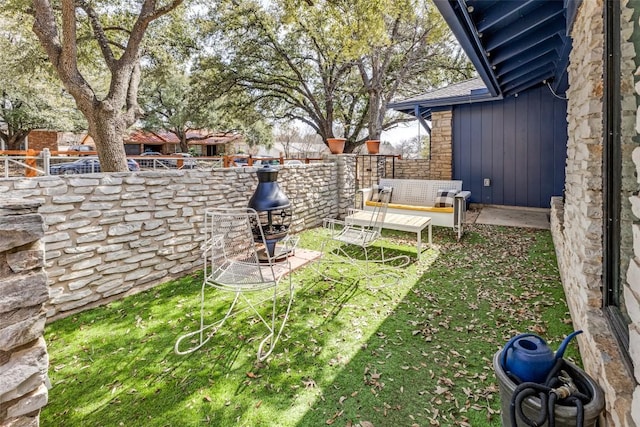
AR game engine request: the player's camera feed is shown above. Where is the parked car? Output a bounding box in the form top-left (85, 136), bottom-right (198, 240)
top-left (168, 152), bottom-right (197, 169)
top-left (66, 145), bottom-right (95, 156)
top-left (49, 157), bottom-right (140, 175)
top-left (231, 157), bottom-right (249, 167)
top-left (254, 159), bottom-right (281, 166)
top-left (138, 151), bottom-right (171, 168)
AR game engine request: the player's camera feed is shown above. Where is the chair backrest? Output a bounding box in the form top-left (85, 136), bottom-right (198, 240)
top-left (366, 187), bottom-right (391, 234)
top-left (204, 207), bottom-right (264, 267)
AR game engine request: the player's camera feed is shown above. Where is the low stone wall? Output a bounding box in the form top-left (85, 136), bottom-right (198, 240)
top-left (0, 161), bottom-right (349, 321)
top-left (356, 156), bottom-right (433, 190)
top-left (384, 159), bottom-right (431, 180)
top-left (0, 199), bottom-right (49, 426)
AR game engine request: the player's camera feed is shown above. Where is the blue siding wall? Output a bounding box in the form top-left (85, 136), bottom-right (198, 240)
top-left (452, 85), bottom-right (567, 208)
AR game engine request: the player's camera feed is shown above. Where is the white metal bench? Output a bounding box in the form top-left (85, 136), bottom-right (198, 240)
top-left (361, 179), bottom-right (471, 240)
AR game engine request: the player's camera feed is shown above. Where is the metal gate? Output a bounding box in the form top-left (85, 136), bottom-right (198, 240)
top-left (355, 155), bottom-right (400, 190)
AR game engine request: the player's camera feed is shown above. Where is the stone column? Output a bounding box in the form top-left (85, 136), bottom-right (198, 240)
top-left (430, 109), bottom-right (453, 180)
top-left (324, 154), bottom-right (357, 218)
top-left (0, 199), bottom-right (49, 427)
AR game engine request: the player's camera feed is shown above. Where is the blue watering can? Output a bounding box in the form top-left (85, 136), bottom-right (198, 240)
top-left (500, 330), bottom-right (583, 384)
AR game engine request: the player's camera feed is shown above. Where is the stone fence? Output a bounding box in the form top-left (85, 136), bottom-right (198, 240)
top-left (0, 158), bottom-right (355, 321)
top-left (0, 199), bottom-right (49, 426)
top-left (385, 158), bottom-right (432, 179)
top-left (356, 156), bottom-right (435, 189)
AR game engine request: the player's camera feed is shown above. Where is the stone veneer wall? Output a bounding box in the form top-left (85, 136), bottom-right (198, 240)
top-left (333, 154), bottom-right (357, 217)
top-left (0, 161), bottom-right (351, 321)
top-left (429, 109), bottom-right (453, 180)
top-left (550, 0), bottom-right (638, 425)
top-left (0, 199), bottom-right (49, 426)
top-left (624, 0), bottom-right (640, 423)
top-left (356, 157), bottom-right (432, 189)
top-left (384, 159), bottom-right (431, 180)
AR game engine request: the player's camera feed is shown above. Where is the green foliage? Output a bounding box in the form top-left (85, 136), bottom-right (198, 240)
top-left (140, 54), bottom-right (274, 151)
top-left (0, 12), bottom-right (85, 148)
top-left (206, 0), bottom-right (473, 153)
top-left (280, 0), bottom-right (415, 58)
top-left (42, 224), bottom-right (577, 426)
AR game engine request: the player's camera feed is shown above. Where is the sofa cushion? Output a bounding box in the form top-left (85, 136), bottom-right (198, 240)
top-left (434, 189), bottom-right (458, 208)
top-left (378, 178), bottom-right (462, 206)
top-left (365, 200), bottom-right (454, 214)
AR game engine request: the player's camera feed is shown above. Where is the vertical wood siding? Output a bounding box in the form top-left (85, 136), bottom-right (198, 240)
top-left (452, 85), bottom-right (567, 208)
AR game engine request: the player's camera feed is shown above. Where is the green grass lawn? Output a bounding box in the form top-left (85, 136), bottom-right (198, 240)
top-left (41, 224), bottom-right (578, 426)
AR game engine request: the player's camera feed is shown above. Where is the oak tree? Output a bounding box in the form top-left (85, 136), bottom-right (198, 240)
top-left (0, 13), bottom-right (84, 150)
top-left (31, 0), bottom-right (183, 171)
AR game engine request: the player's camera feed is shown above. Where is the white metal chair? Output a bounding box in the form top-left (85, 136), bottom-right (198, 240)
top-left (319, 188), bottom-right (410, 284)
top-left (175, 207), bottom-right (296, 362)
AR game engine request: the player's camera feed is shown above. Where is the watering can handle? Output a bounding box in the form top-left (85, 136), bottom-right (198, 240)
top-left (500, 333), bottom-right (546, 370)
top-left (554, 330), bottom-right (583, 360)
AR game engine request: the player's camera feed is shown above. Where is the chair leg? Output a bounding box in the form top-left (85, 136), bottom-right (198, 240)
top-left (175, 286), bottom-right (241, 355)
top-left (257, 275), bottom-right (294, 362)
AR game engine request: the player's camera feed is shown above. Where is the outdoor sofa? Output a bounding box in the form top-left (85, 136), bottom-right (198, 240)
top-left (361, 178), bottom-right (471, 240)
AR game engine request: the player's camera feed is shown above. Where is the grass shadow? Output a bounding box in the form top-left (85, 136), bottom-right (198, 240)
top-left (41, 224), bottom-right (576, 426)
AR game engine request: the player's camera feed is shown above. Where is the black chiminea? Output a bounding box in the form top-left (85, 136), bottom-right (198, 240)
top-left (248, 164), bottom-right (293, 261)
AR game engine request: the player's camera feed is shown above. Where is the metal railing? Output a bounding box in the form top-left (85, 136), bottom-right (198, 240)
top-left (0, 150), bottom-right (325, 178)
top-left (355, 154), bottom-right (401, 190)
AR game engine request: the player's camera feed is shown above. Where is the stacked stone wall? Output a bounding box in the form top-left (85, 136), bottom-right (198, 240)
top-left (429, 109), bottom-right (453, 180)
top-left (356, 157), bottom-right (433, 190)
top-left (384, 159), bottom-right (431, 180)
top-left (0, 163), bottom-right (343, 320)
top-left (333, 155), bottom-right (356, 217)
top-left (550, 0), bottom-right (638, 425)
top-left (0, 199), bottom-right (49, 427)
top-left (624, 0), bottom-right (640, 423)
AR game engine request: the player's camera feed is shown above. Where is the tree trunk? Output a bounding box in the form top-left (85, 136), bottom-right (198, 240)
top-left (367, 87), bottom-right (380, 141)
top-left (88, 108), bottom-right (129, 172)
top-left (2, 131), bottom-right (29, 151)
top-left (344, 140), bottom-right (358, 153)
top-left (179, 134), bottom-right (188, 153)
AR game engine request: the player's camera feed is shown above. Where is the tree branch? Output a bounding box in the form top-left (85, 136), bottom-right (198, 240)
top-left (31, 0), bottom-right (95, 113)
top-left (76, 0), bottom-right (116, 69)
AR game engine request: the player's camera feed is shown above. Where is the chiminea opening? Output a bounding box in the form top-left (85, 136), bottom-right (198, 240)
top-left (248, 164), bottom-right (293, 261)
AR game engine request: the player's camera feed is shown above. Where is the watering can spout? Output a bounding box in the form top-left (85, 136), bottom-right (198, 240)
top-left (554, 330), bottom-right (583, 360)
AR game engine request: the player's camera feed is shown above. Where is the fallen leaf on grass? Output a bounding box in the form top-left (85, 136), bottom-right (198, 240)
top-left (325, 410), bottom-right (343, 425)
top-left (434, 386), bottom-right (449, 395)
top-left (303, 378), bottom-right (317, 388)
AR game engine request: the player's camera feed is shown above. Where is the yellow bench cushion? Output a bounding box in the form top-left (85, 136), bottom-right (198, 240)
top-left (365, 201), bottom-right (454, 214)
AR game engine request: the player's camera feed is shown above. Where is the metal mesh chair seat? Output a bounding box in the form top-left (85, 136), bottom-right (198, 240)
top-left (317, 188), bottom-right (410, 287)
top-left (330, 225), bottom-right (380, 248)
top-left (175, 207), bottom-right (296, 361)
top-left (207, 259), bottom-right (288, 292)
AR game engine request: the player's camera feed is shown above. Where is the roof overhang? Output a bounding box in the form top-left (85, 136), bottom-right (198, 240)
top-left (389, 77), bottom-right (501, 122)
top-left (433, 0), bottom-right (574, 98)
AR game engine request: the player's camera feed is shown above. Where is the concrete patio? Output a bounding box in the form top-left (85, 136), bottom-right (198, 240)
top-left (468, 205), bottom-right (550, 230)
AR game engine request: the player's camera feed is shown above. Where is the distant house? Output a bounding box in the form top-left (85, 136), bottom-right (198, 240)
top-left (124, 130), bottom-right (244, 156)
